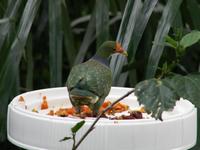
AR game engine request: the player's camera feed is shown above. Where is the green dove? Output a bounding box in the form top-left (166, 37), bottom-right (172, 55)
top-left (66, 41), bottom-right (127, 116)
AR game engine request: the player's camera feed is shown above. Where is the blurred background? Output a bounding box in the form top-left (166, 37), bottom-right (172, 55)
top-left (0, 0), bottom-right (199, 149)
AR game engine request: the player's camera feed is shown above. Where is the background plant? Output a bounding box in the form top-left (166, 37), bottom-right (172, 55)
top-left (0, 0), bottom-right (200, 149)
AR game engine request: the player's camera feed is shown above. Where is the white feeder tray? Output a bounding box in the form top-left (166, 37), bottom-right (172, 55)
top-left (7, 87), bottom-right (197, 150)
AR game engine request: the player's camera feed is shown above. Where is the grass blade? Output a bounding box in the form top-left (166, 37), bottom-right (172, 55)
top-left (0, 0), bottom-right (22, 52)
top-left (96, 0), bottom-right (109, 47)
top-left (187, 0), bottom-right (200, 30)
top-left (74, 6), bottom-right (96, 65)
top-left (49, 0), bottom-right (63, 87)
top-left (61, 0), bottom-right (76, 67)
top-left (145, 0), bottom-right (183, 79)
top-left (126, 0), bottom-right (158, 86)
top-left (128, 0), bottom-right (158, 63)
top-left (26, 34), bottom-right (33, 90)
top-left (110, 0), bottom-right (142, 85)
top-left (0, 0), bottom-right (41, 141)
top-left (111, 0), bottom-right (158, 85)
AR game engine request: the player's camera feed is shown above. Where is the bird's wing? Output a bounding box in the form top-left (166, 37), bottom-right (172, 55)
top-left (67, 60), bottom-right (112, 97)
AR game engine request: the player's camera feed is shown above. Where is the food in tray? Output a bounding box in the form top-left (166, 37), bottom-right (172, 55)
top-left (19, 95), bottom-right (146, 120)
top-left (44, 99), bottom-right (145, 120)
top-left (41, 96), bottom-right (48, 110)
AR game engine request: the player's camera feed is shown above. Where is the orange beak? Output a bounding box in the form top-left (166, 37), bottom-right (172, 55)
top-left (115, 42), bottom-right (128, 56)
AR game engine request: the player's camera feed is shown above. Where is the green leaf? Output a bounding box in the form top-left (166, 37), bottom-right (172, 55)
top-left (180, 31), bottom-right (200, 49)
top-left (74, 6), bottom-right (96, 65)
top-left (0, 0), bottom-right (22, 52)
top-left (145, 0), bottom-right (183, 79)
top-left (135, 74), bottom-right (200, 120)
top-left (164, 74), bottom-right (200, 108)
top-left (71, 120), bottom-right (85, 133)
top-left (49, 0), bottom-right (63, 87)
top-left (59, 136), bottom-right (72, 142)
top-left (0, 0), bottom-right (41, 141)
top-left (165, 35), bottom-right (178, 49)
top-left (96, 0), bottom-right (109, 47)
top-left (26, 34), bottom-right (33, 90)
top-left (135, 79), bottom-right (178, 120)
top-left (0, 18), bottom-right (9, 24)
top-left (110, 0), bottom-right (142, 85)
top-left (110, 0), bottom-right (158, 86)
top-left (61, 0), bottom-right (76, 67)
top-left (187, 0), bottom-right (200, 30)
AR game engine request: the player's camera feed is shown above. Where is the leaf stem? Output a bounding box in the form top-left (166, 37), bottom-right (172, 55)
top-left (72, 133), bottom-right (76, 150)
top-left (73, 89), bottom-right (135, 149)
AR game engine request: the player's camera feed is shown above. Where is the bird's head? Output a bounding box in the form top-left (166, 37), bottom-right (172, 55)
top-left (96, 41), bottom-right (127, 58)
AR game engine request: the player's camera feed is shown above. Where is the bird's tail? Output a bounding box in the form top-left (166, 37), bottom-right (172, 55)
top-left (69, 88), bottom-right (99, 105)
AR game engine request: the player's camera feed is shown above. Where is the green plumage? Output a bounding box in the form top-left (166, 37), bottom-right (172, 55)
top-left (66, 41), bottom-right (126, 116)
top-left (66, 59), bottom-right (112, 115)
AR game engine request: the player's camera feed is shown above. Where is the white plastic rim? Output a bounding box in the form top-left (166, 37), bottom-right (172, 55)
top-left (7, 87), bottom-right (197, 150)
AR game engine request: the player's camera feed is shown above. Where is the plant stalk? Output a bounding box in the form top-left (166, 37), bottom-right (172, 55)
top-left (74, 89), bottom-right (135, 149)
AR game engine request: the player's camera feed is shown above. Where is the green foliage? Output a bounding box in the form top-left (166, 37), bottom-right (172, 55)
top-left (111, 0), bottom-right (158, 86)
top-left (135, 74), bottom-right (200, 120)
top-left (180, 31), bottom-right (200, 49)
top-left (0, 0), bottom-right (41, 141)
top-left (165, 30), bottom-right (200, 58)
top-left (145, 0), bottom-right (183, 79)
top-left (59, 136), bottom-right (72, 142)
top-left (71, 120), bottom-right (85, 133)
top-left (49, 0), bottom-right (63, 87)
top-left (0, 0), bottom-right (200, 149)
top-left (96, 0), bottom-right (109, 47)
top-left (135, 78), bottom-right (178, 120)
top-left (164, 74), bottom-right (200, 108)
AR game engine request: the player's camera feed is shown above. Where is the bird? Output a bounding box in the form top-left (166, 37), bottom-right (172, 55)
top-left (66, 41), bottom-right (127, 116)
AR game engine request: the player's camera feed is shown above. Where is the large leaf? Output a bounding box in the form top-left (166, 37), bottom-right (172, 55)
top-left (49, 0), bottom-right (63, 87)
top-left (145, 0), bottom-right (183, 79)
top-left (135, 79), bottom-right (178, 120)
top-left (0, 0), bottom-right (41, 141)
top-left (180, 30), bottom-right (200, 49)
top-left (135, 74), bottom-right (200, 120)
top-left (164, 74), bottom-right (200, 107)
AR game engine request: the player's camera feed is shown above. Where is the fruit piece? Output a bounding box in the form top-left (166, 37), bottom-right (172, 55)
top-left (41, 96), bottom-right (48, 110)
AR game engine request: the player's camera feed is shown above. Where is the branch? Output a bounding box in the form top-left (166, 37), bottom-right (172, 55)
top-left (74, 89), bottom-right (135, 149)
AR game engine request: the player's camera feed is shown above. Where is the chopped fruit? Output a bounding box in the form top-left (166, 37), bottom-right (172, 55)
top-left (55, 108), bottom-right (69, 117)
top-left (105, 101), bottom-right (129, 115)
top-left (66, 107), bottom-right (76, 115)
top-left (81, 105), bottom-right (92, 114)
top-left (19, 96), bottom-right (25, 102)
top-left (139, 107), bottom-right (146, 113)
top-left (46, 100), bottom-right (145, 120)
top-left (32, 108), bottom-right (38, 113)
top-left (41, 96), bottom-right (48, 110)
top-left (55, 107), bottom-right (76, 117)
top-left (48, 110), bottom-right (54, 116)
top-left (79, 105), bottom-right (93, 118)
top-left (99, 101), bottom-right (111, 112)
